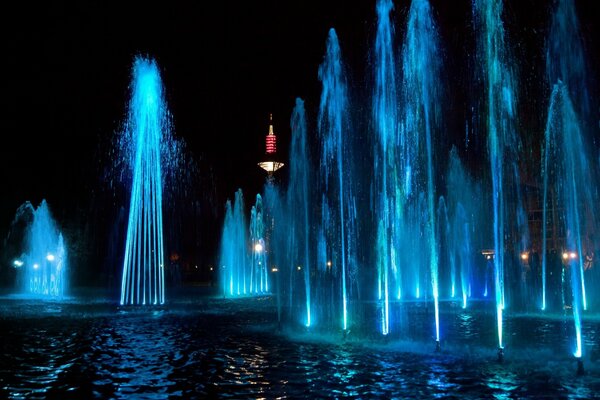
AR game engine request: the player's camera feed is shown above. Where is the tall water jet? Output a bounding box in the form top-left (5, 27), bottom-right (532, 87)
top-left (318, 28), bottom-right (352, 331)
top-left (542, 0), bottom-right (593, 313)
top-left (402, 0), bottom-right (442, 345)
top-left (11, 200), bottom-right (68, 298)
top-left (473, 0), bottom-right (528, 352)
top-left (437, 197), bottom-right (454, 299)
top-left (372, 0), bottom-right (397, 336)
top-left (250, 194), bottom-right (268, 294)
top-left (542, 83), bottom-right (594, 360)
top-left (542, 0), bottom-right (596, 357)
top-left (219, 190), bottom-right (249, 297)
top-left (288, 99), bottom-right (312, 327)
top-left (446, 148), bottom-right (481, 308)
top-left (120, 58), bottom-right (168, 305)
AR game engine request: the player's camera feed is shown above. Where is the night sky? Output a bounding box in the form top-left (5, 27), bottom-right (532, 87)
top-left (1, 1), bottom-right (598, 285)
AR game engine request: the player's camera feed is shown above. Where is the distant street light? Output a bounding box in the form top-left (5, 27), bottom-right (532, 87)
top-left (254, 243), bottom-right (264, 253)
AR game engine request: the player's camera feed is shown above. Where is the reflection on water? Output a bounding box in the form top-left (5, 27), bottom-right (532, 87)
top-left (1, 296), bottom-right (600, 398)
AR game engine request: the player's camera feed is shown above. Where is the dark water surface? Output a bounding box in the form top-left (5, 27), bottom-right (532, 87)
top-left (1, 290), bottom-right (599, 399)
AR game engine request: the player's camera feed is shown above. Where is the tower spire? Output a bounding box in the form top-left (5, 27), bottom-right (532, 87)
top-left (258, 113), bottom-right (284, 177)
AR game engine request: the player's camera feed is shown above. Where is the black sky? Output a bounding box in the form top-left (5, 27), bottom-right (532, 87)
top-left (0, 1), bottom-right (598, 280)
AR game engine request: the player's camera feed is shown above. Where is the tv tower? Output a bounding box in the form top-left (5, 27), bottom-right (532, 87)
top-left (257, 113), bottom-right (284, 179)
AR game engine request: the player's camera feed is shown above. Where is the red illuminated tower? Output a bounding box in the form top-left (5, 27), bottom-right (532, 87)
top-left (258, 114), bottom-right (284, 178)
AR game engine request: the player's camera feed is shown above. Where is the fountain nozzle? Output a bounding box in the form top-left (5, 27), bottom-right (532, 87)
top-left (435, 340), bottom-right (441, 352)
top-left (497, 347), bottom-right (504, 363)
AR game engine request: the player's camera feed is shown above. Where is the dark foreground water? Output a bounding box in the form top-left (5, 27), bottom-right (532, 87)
top-left (1, 288), bottom-right (600, 399)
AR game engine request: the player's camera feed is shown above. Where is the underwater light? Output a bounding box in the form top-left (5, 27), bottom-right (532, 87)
top-left (46, 253), bottom-right (55, 262)
top-left (13, 259), bottom-right (24, 268)
top-left (33, 263), bottom-right (39, 270)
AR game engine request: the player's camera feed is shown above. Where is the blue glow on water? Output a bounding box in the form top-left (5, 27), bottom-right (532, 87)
top-left (120, 58), bottom-right (167, 306)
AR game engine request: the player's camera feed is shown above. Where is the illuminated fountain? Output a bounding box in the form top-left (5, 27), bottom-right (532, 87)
top-left (372, 0), bottom-right (397, 336)
top-left (120, 58), bottom-right (167, 305)
top-left (219, 189), bottom-right (248, 297)
top-left (402, 0), bottom-right (442, 348)
top-left (213, 0), bottom-right (597, 370)
top-left (11, 200), bottom-right (67, 298)
top-left (317, 28), bottom-right (357, 332)
top-left (250, 194), bottom-right (268, 294)
top-left (287, 100), bottom-right (312, 327)
top-left (473, 0), bottom-right (530, 360)
top-left (541, 0), bottom-right (597, 373)
top-left (445, 148), bottom-right (481, 308)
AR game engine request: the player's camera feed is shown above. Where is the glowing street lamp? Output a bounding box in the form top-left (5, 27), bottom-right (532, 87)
top-left (482, 249), bottom-right (495, 260)
top-left (562, 251), bottom-right (577, 262)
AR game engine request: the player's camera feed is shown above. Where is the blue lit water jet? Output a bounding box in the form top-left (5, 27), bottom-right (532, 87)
top-left (219, 190), bottom-right (249, 297)
top-left (288, 99), bottom-right (312, 327)
top-left (120, 58), bottom-right (167, 305)
top-left (12, 200), bottom-right (68, 298)
top-left (542, 0), bottom-right (594, 314)
top-left (542, 83), bottom-right (594, 359)
top-left (473, 0), bottom-right (529, 350)
top-left (318, 28), bottom-right (352, 332)
top-left (373, 0), bottom-right (397, 336)
top-left (250, 195), bottom-right (268, 294)
top-left (403, 0), bottom-right (441, 343)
